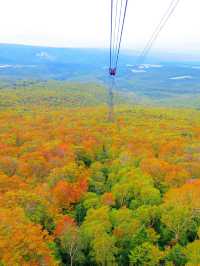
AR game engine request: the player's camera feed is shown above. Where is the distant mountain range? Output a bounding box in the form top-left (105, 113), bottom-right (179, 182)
top-left (1, 43), bottom-right (200, 103)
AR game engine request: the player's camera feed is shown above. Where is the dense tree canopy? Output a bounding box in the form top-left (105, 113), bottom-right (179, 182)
top-left (1, 87), bottom-right (200, 265)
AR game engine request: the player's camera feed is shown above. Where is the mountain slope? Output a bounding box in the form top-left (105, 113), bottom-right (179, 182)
top-left (1, 44), bottom-right (200, 105)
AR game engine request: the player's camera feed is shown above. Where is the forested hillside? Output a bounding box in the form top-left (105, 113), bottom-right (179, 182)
top-left (1, 83), bottom-right (200, 265)
top-left (0, 81), bottom-right (135, 108)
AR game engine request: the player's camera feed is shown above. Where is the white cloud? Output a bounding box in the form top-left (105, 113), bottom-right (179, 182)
top-left (170, 76), bottom-right (193, 80)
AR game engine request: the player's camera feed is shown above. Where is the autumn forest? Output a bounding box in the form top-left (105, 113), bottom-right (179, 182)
top-left (1, 82), bottom-right (200, 266)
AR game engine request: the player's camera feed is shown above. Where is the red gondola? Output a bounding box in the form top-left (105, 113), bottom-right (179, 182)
top-left (109, 67), bottom-right (116, 76)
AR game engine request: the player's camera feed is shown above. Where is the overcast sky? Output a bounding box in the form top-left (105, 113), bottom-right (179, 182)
top-left (0, 0), bottom-right (199, 53)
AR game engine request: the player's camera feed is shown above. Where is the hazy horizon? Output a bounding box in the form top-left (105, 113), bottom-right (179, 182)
top-left (1, 42), bottom-right (200, 63)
